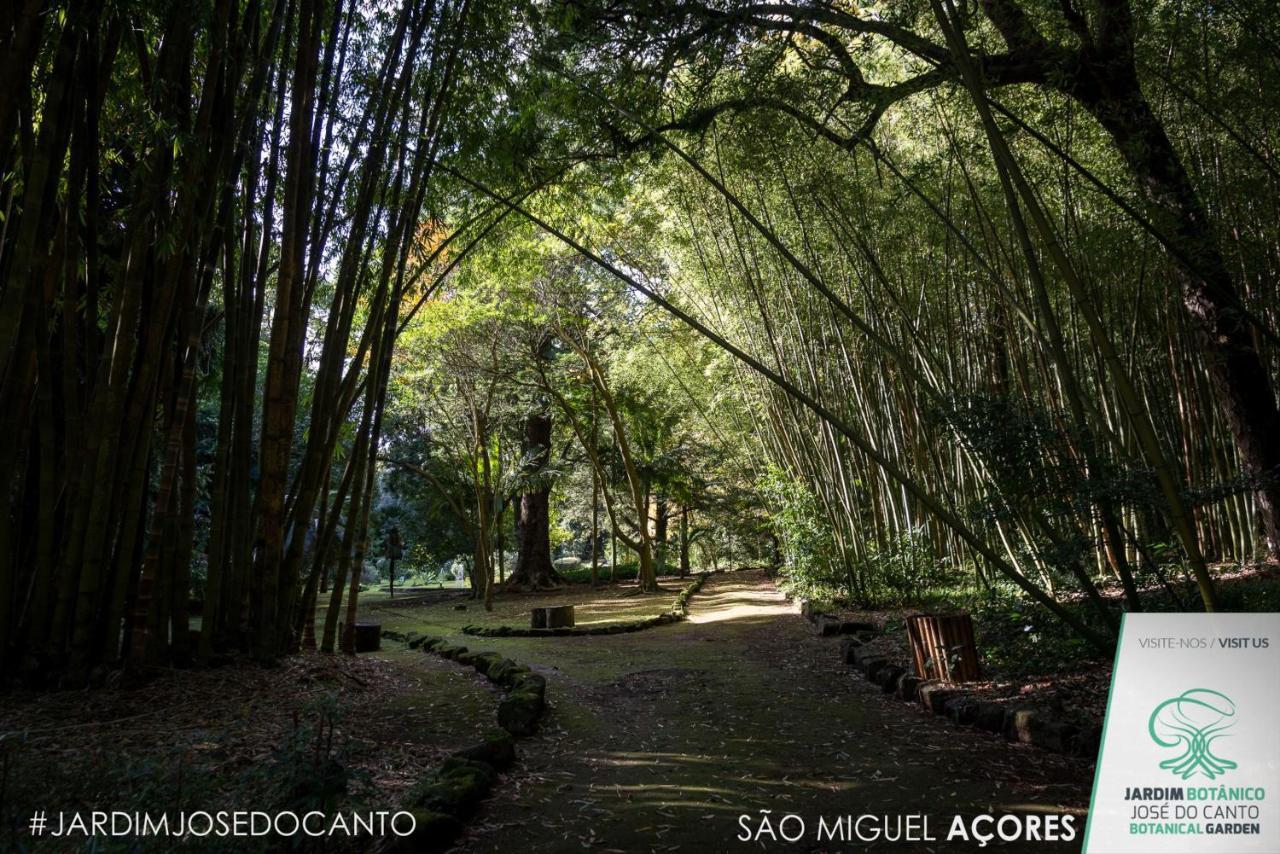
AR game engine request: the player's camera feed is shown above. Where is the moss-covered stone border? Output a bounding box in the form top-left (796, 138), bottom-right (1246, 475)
top-left (833, 631), bottom-right (1102, 759)
top-left (457, 573), bottom-right (707, 638)
top-left (789, 593), bottom-right (1101, 758)
top-left (372, 636), bottom-right (551, 851)
top-left (377, 574), bottom-right (710, 852)
top-left (387, 729), bottom-right (514, 853)
top-left (379, 632), bottom-right (551, 739)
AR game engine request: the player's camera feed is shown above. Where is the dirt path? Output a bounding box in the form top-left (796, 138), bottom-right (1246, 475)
top-left (454, 571), bottom-right (1093, 853)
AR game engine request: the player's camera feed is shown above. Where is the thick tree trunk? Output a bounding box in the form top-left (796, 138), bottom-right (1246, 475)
top-left (591, 463), bottom-right (600, 586)
top-left (472, 405), bottom-right (495, 607)
top-left (170, 403), bottom-right (197, 665)
top-left (1080, 77), bottom-right (1280, 561)
top-left (496, 499), bottom-right (506, 585)
top-left (654, 495), bottom-right (669, 574)
top-left (252, 0), bottom-right (323, 662)
top-left (508, 410), bottom-right (560, 589)
top-left (679, 507), bottom-right (691, 578)
top-left (322, 406), bottom-right (374, 654)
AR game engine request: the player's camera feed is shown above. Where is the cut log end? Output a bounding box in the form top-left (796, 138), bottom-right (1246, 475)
top-left (352, 622), bottom-right (382, 653)
top-left (905, 613), bottom-right (979, 683)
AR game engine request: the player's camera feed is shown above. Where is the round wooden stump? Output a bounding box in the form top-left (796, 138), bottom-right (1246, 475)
top-left (353, 621), bottom-right (382, 653)
top-left (531, 605), bottom-right (574, 629)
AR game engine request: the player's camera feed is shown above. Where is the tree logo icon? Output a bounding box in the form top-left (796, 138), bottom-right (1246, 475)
top-left (1148, 689), bottom-right (1238, 780)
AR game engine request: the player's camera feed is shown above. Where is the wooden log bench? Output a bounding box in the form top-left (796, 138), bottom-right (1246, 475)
top-left (530, 605), bottom-right (575, 629)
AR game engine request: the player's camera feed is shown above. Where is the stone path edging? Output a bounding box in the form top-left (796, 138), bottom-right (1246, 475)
top-left (373, 634), bottom-right (551, 851)
top-left (385, 729), bottom-right (514, 853)
top-left (792, 596), bottom-right (1101, 759)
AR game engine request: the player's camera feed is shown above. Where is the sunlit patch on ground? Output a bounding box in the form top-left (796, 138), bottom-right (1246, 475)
top-left (456, 570), bottom-right (1095, 853)
top-left (685, 576), bottom-right (795, 624)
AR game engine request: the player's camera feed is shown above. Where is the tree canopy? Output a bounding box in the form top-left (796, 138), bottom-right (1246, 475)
top-left (2, 0), bottom-right (1278, 683)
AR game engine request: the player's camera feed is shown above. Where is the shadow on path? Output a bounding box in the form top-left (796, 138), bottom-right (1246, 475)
top-left (455, 571), bottom-right (1092, 853)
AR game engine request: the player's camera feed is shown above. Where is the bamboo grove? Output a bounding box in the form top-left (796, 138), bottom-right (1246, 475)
top-left (0, 0), bottom-right (490, 680)
top-left (2, 0), bottom-right (1279, 684)
top-left (571, 0), bottom-right (1280, 645)
top-left (490, 0), bottom-right (1279, 649)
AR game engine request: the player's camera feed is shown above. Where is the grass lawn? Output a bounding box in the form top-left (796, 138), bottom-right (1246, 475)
top-left (343, 575), bottom-right (697, 642)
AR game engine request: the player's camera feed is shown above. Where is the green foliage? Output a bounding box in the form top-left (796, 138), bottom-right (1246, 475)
top-left (854, 529), bottom-right (961, 606)
top-left (763, 467), bottom-right (843, 592)
top-left (555, 559), bottom-right (639, 584)
top-left (963, 595), bottom-right (1102, 678)
top-left (928, 393), bottom-right (1160, 525)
